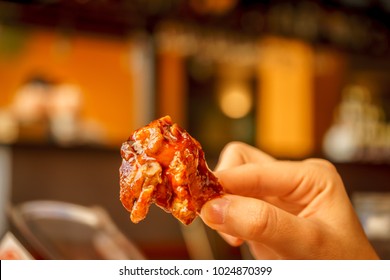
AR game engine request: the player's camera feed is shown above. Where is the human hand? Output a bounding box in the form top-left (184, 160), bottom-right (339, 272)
top-left (201, 142), bottom-right (379, 259)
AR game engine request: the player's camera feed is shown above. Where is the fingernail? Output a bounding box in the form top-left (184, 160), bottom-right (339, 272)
top-left (201, 197), bottom-right (230, 224)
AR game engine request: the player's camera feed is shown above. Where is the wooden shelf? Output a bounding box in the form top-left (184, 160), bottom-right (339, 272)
top-left (334, 162), bottom-right (390, 194)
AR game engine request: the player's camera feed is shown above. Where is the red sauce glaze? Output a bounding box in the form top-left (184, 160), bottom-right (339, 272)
top-left (119, 116), bottom-right (224, 225)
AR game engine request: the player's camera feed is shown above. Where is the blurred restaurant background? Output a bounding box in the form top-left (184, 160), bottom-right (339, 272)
top-left (0, 0), bottom-right (390, 259)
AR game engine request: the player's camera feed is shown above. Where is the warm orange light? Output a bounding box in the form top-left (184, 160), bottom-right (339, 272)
top-left (218, 82), bottom-right (252, 119)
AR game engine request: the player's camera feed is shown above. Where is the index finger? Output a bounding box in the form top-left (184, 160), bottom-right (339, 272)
top-left (215, 159), bottom-right (341, 204)
top-left (215, 142), bottom-right (275, 171)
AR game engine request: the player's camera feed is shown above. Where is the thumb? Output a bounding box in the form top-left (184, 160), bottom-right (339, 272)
top-left (201, 195), bottom-right (320, 258)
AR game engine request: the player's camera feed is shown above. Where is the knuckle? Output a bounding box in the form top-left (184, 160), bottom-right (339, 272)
top-left (246, 204), bottom-right (277, 241)
top-left (302, 158), bottom-right (337, 176)
top-left (221, 141), bottom-right (246, 155)
top-left (301, 158), bottom-right (343, 193)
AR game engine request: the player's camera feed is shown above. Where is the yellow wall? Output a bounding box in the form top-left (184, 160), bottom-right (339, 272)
top-left (257, 37), bottom-right (314, 158)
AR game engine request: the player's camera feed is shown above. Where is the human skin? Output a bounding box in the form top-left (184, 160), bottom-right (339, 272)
top-left (201, 142), bottom-right (379, 259)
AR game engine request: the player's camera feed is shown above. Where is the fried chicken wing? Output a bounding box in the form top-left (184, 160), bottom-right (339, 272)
top-left (119, 116), bottom-right (224, 225)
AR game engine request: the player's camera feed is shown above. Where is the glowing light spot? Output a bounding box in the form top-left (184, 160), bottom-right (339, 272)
top-left (219, 83), bottom-right (252, 119)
